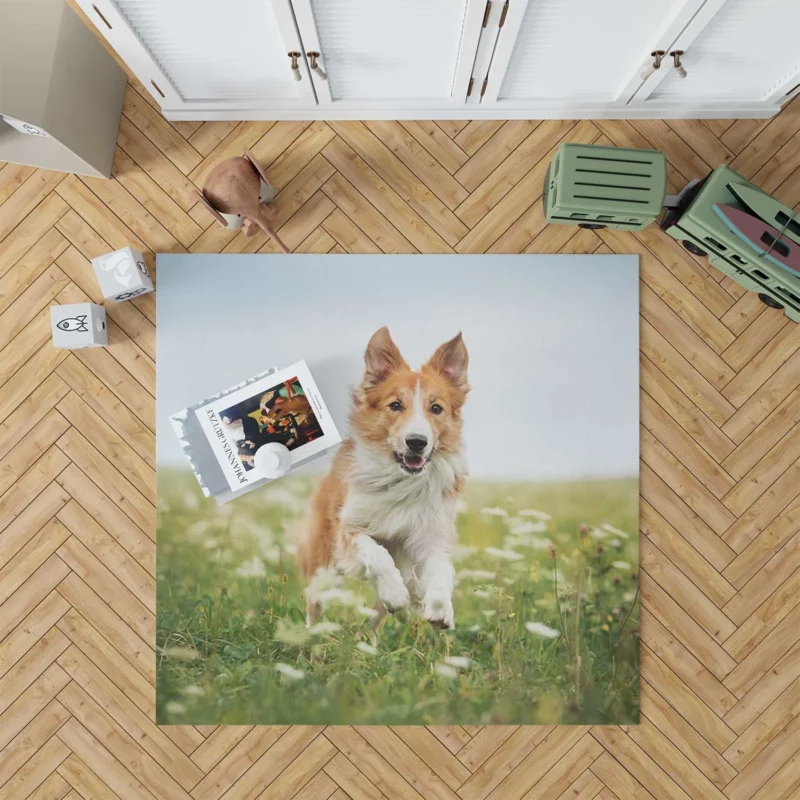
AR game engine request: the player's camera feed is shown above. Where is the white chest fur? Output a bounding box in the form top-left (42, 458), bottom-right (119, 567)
top-left (340, 442), bottom-right (464, 547)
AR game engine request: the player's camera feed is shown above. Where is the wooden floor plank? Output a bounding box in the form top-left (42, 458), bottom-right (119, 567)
top-left (641, 500), bottom-right (736, 608)
top-left (640, 610), bottom-right (738, 718)
top-left (400, 121), bottom-right (469, 175)
top-left (57, 753), bottom-right (123, 800)
top-left (639, 682), bottom-right (737, 790)
top-left (323, 133), bottom-right (456, 251)
top-left (364, 121), bottom-right (469, 210)
top-left (723, 563), bottom-right (800, 658)
top-left (121, 85), bottom-right (202, 175)
top-left (590, 726), bottom-right (696, 800)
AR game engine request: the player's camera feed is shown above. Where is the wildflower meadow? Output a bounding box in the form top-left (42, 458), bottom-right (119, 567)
top-left (156, 469), bottom-right (639, 725)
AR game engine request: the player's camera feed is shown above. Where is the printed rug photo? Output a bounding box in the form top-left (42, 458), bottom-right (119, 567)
top-left (156, 254), bottom-right (640, 725)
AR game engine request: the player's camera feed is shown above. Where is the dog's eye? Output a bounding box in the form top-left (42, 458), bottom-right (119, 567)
top-left (430, 403), bottom-right (444, 415)
top-left (389, 401), bottom-right (403, 412)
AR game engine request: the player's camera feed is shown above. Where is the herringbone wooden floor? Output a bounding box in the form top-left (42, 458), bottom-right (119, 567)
top-left (2, 63), bottom-right (800, 799)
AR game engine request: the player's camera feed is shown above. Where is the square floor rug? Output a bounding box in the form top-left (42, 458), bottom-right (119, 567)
top-left (156, 254), bottom-right (640, 725)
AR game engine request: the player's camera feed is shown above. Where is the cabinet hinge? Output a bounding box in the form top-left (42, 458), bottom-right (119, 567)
top-left (499, 1), bottom-right (509, 27)
top-left (467, 77), bottom-right (474, 97)
top-left (481, 76), bottom-right (489, 97)
top-left (482, 0), bottom-right (491, 27)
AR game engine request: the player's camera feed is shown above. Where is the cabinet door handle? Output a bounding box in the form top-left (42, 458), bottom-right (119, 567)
top-left (670, 50), bottom-right (687, 79)
top-left (307, 52), bottom-right (328, 81)
top-left (640, 50), bottom-right (665, 81)
top-left (288, 52), bottom-right (302, 81)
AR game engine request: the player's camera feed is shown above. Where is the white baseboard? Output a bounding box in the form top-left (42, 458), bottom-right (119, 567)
top-left (163, 103), bottom-right (781, 122)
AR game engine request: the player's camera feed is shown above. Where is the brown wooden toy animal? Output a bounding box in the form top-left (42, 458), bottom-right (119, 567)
top-left (197, 149), bottom-right (290, 253)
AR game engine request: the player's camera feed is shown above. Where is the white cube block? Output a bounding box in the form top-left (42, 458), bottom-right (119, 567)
top-left (91, 246), bottom-right (154, 302)
top-left (51, 303), bottom-right (107, 349)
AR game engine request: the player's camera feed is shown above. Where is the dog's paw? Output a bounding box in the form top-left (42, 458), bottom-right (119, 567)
top-left (377, 577), bottom-right (410, 617)
top-left (423, 591), bottom-right (455, 630)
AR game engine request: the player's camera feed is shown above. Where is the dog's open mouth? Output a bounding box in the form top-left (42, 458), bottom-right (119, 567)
top-left (394, 451), bottom-right (429, 474)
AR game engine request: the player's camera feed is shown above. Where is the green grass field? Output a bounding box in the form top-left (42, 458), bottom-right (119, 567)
top-left (156, 469), bottom-right (639, 725)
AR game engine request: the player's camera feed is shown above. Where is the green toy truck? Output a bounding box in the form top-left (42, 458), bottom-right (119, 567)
top-left (659, 165), bottom-right (800, 322)
top-left (543, 143), bottom-right (666, 231)
top-left (544, 143), bottom-right (800, 322)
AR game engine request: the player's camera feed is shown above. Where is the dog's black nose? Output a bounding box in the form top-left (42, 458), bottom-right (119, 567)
top-left (406, 434), bottom-right (428, 452)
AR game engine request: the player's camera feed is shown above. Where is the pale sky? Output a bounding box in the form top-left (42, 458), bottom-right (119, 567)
top-left (156, 254), bottom-right (638, 481)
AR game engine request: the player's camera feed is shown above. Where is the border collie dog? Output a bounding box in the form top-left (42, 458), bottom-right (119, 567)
top-left (299, 327), bottom-right (469, 630)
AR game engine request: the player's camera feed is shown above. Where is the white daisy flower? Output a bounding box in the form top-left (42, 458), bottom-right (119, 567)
top-left (481, 507), bottom-right (509, 517)
top-left (509, 519), bottom-right (548, 536)
top-left (452, 544), bottom-right (478, 562)
top-left (518, 508), bottom-right (552, 521)
top-left (356, 642), bottom-right (378, 655)
top-left (264, 486), bottom-right (305, 512)
top-left (260, 545), bottom-right (282, 564)
top-left (434, 663), bottom-right (458, 678)
top-left (186, 520), bottom-right (212, 541)
top-left (308, 621), bottom-right (342, 636)
top-left (305, 567), bottom-right (341, 597)
top-left (612, 561), bottom-right (632, 570)
top-left (164, 647), bottom-right (200, 662)
top-left (457, 569), bottom-right (497, 581)
top-left (525, 621), bottom-right (560, 638)
top-left (274, 662), bottom-right (305, 680)
top-left (590, 528), bottom-right (607, 539)
top-left (314, 588), bottom-right (361, 607)
top-left (527, 537), bottom-right (555, 551)
top-left (444, 656), bottom-right (471, 669)
top-left (235, 557), bottom-right (266, 578)
top-left (602, 524), bottom-right (630, 539)
top-left (165, 701), bottom-right (186, 715)
top-left (473, 589), bottom-right (493, 599)
top-left (180, 685), bottom-right (204, 696)
top-left (275, 620), bottom-right (311, 646)
top-left (484, 547), bottom-right (524, 561)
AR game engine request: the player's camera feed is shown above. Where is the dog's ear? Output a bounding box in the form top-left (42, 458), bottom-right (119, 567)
top-left (363, 326), bottom-right (407, 388)
top-left (426, 332), bottom-right (469, 387)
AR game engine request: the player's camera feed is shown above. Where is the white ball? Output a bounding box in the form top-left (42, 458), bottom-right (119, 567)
top-left (253, 442), bottom-right (292, 478)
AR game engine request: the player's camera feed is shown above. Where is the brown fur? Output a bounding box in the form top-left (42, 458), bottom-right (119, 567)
top-left (298, 440), bottom-right (352, 581)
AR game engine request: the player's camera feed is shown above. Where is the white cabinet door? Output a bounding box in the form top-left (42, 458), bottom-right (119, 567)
top-left (480, 0), bottom-right (706, 112)
top-left (289, 0), bottom-right (487, 111)
top-left (632, 0), bottom-right (800, 110)
top-left (76, 0), bottom-right (316, 113)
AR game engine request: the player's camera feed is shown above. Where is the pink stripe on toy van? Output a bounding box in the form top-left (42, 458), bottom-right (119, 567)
top-left (712, 203), bottom-right (800, 275)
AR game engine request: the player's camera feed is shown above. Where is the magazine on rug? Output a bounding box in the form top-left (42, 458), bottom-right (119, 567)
top-left (194, 360), bottom-right (341, 491)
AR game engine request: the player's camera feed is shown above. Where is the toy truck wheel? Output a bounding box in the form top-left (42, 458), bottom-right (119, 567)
top-left (682, 240), bottom-right (707, 257)
top-left (758, 293), bottom-right (784, 310)
top-left (578, 223), bottom-right (607, 229)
